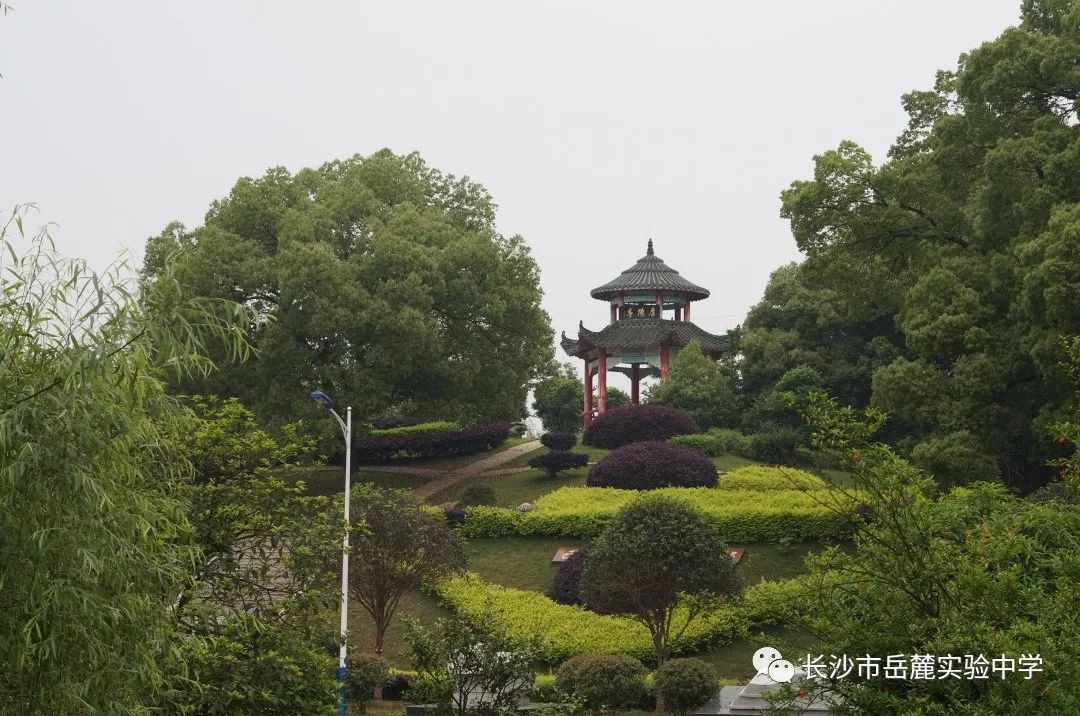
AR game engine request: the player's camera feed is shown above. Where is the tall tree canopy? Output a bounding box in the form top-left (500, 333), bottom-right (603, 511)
top-left (742, 0), bottom-right (1080, 488)
top-left (143, 150), bottom-right (554, 426)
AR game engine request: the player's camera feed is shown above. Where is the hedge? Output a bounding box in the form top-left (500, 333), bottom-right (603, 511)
top-left (586, 441), bottom-right (717, 489)
top-left (435, 573), bottom-right (747, 663)
top-left (459, 486), bottom-right (859, 542)
top-left (355, 421), bottom-right (510, 463)
top-left (671, 429), bottom-right (752, 457)
top-left (368, 420), bottom-right (459, 437)
top-left (583, 404), bottom-right (700, 449)
top-left (435, 573), bottom-right (813, 663)
top-left (717, 466), bottom-right (830, 492)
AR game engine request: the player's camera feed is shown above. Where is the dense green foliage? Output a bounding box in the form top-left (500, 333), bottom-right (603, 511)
top-left (354, 420), bottom-right (510, 463)
top-left (344, 654), bottom-right (389, 712)
top-left (670, 428), bottom-right (752, 457)
top-left (647, 341), bottom-right (743, 430)
top-left (405, 613), bottom-right (536, 716)
top-left (348, 486), bottom-right (467, 653)
top-left (0, 213), bottom-right (250, 714)
top-left (740, 1), bottom-right (1080, 488)
top-left (653, 658), bottom-right (717, 715)
top-left (784, 391), bottom-right (1080, 714)
top-left (580, 496), bottom-right (742, 665)
top-left (459, 484), bottom-right (859, 541)
top-left (168, 397), bottom-right (340, 715)
top-left (143, 150), bottom-right (554, 429)
top-left (367, 420), bottom-right (459, 436)
top-left (555, 653), bottom-right (649, 710)
top-left (540, 432), bottom-right (577, 451)
top-left (533, 364), bottom-right (583, 433)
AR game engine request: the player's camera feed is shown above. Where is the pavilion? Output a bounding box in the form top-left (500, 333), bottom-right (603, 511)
top-left (560, 239), bottom-right (726, 427)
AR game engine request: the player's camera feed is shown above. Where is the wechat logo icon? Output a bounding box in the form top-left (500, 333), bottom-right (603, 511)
top-left (752, 646), bottom-right (795, 683)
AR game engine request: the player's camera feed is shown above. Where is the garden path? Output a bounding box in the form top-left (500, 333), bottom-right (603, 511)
top-left (409, 439), bottom-right (541, 501)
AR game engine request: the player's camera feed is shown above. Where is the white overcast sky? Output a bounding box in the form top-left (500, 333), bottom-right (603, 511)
top-left (2, 1), bottom-right (1022, 370)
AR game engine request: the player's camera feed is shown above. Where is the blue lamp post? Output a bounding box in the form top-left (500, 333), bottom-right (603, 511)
top-left (309, 390), bottom-right (352, 716)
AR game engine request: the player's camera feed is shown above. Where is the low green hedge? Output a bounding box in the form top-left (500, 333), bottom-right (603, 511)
top-left (435, 573), bottom-right (813, 663)
top-left (368, 420), bottom-right (459, 437)
top-left (460, 486), bottom-right (858, 542)
top-left (436, 573), bottom-right (747, 663)
top-left (717, 466), bottom-right (829, 492)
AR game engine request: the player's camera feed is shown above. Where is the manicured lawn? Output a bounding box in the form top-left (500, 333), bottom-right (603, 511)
top-left (465, 537), bottom-right (568, 592)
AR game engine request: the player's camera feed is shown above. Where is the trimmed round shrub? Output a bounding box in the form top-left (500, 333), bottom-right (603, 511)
top-left (541, 432), bottom-right (578, 451)
top-left (442, 505), bottom-right (466, 528)
top-left (749, 425), bottom-right (805, 465)
top-left (345, 654), bottom-right (389, 709)
top-left (654, 658), bottom-right (717, 715)
top-left (586, 441), bottom-right (717, 489)
top-left (548, 547), bottom-right (589, 605)
top-left (460, 482), bottom-right (497, 507)
top-left (528, 450), bottom-right (589, 478)
top-left (583, 404), bottom-right (699, 449)
top-left (381, 672), bottom-right (413, 701)
top-left (555, 653), bottom-right (648, 710)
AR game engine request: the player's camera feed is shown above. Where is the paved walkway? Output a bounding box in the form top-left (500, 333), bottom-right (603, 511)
top-left (409, 439), bottom-right (542, 501)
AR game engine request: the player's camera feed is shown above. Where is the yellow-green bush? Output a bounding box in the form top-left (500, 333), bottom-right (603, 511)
top-left (435, 573), bottom-right (747, 663)
top-left (717, 466), bottom-right (830, 492)
top-left (436, 573), bottom-right (815, 664)
top-left (460, 486), bottom-right (858, 542)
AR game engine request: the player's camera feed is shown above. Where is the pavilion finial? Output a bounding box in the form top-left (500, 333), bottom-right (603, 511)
top-left (647, 238), bottom-right (654, 255)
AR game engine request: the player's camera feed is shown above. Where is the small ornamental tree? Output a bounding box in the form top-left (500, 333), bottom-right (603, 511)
top-left (348, 487), bottom-right (467, 652)
top-left (528, 450), bottom-right (589, 478)
top-left (533, 366), bottom-right (584, 433)
top-left (648, 341), bottom-right (743, 430)
top-left (579, 495), bottom-right (741, 666)
top-left (583, 404), bottom-right (700, 448)
top-left (548, 547), bottom-right (590, 605)
top-left (405, 613), bottom-right (536, 716)
top-left (540, 432), bottom-right (578, 451)
top-left (587, 441), bottom-right (717, 489)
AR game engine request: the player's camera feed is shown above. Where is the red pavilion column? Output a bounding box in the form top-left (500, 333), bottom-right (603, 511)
top-left (583, 357), bottom-right (593, 428)
top-left (610, 304), bottom-right (616, 324)
top-left (631, 364), bottom-right (640, 404)
top-left (684, 302), bottom-right (690, 320)
top-left (597, 348), bottom-right (608, 413)
top-left (660, 344), bottom-right (670, 379)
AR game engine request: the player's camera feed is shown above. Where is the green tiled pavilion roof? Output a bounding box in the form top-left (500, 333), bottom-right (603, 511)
top-left (590, 240), bottom-right (710, 301)
top-left (561, 319), bottom-right (726, 358)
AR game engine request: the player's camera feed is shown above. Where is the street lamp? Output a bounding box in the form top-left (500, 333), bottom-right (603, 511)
top-left (309, 390), bottom-right (352, 716)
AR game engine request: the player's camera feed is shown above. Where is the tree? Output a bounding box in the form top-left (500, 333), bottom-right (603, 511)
top-left (741, 0), bottom-right (1080, 490)
top-left (647, 341), bottom-right (743, 429)
top-left (0, 208), bottom-right (250, 714)
top-left (165, 397), bottom-right (340, 715)
top-left (781, 390), bottom-right (1080, 714)
top-left (348, 487), bottom-right (467, 653)
top-left (143, 150), bottom-right (554, 429)
top-left (405, 613), bottom-right (536, 716)
top-left (579, 495), bottom-right (740, 666)
top-left (533, 363), bottom-right (583, 432)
